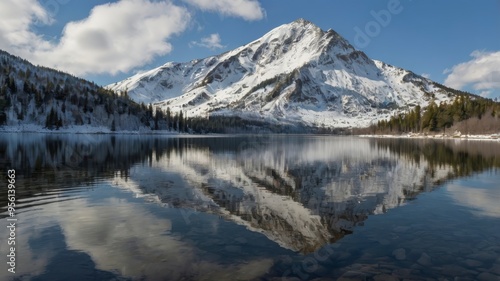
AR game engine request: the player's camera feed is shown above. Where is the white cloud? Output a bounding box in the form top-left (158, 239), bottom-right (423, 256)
top-left (190, 33), bottom-right (225, 50)
top-left (0, 0), bottom-right (191, 76)
top-left (0, 0), bottom-right (54, 50)
top-left (183, 0), bottom-right (265, 21)
top-left (0, 0), bottom-right (267, 77)
top-left (444, 50), bottom-right (500, 92)
top-left (447, 183), bottom-right (500, 218)
top-left (2, 189), bottom-right (274, 281)
top-left (421, 73), bottom-right (431, 79)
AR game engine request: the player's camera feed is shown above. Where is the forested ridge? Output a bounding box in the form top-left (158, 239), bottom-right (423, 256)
top-left (0, 50), bottom-right (192, 131)
top-left (368, 95), bottom-right (500, 134)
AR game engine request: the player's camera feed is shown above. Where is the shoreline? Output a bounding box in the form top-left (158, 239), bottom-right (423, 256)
top-left (0, 124), bottom-right (180, 135)
top-left (359, 132), bottom-right (500, 141)
top-left (0, 125), bottom-right (255, 137)
top-left (2, 124), bottom-right (499, 141)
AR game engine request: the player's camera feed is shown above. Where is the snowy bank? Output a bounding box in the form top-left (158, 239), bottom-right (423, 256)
top-left (0, 124), bottom-right (181, 135)
top-left (359, 132), bottom-right (500, 141)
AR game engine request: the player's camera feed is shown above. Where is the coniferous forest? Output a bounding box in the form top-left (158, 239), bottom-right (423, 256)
top-left (365, 95), bottom-right (500, 135)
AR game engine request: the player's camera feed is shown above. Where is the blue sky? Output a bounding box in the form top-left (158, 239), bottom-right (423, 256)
top-left (1, 0), bottom-right (499, 98)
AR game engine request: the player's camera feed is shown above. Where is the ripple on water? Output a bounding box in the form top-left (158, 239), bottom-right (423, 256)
top-left (1, 184), bottom-right (96, 219)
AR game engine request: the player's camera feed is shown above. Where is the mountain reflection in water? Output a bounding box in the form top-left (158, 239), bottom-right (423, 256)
top-left (1, 134), bottom-right (499, 281)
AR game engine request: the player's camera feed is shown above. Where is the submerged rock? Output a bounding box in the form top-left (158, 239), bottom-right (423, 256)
top-left (467, 252), bottom-right (497, 263)
top-left (373, 273), bottom-right (399, 281)
top-left (477, 272), bottom-right (500, 281)
top-left (337, 271), bottom-right (369, 281)
top-left (417, 252), bottom-right (432, 267)
top-left (393, 248), bottom-right (406, 260)
top-left (463, 259), bottom-right (483, 268)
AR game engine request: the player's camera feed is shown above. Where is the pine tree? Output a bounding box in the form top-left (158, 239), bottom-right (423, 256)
top-left (23, 80), bottom-right (30, 94)
top-left (166, 107), bottom-right (171, 130)
top-left (0, 112), bottom-right (6, 125)
top-left (179, 111), bottom-right (184, 132)
top-left (147, 104), bottom-right (154, 119)
top-left (57, 116), bottom-right (62, 129)
top-left (422, 102), bottom-right (438, 131)
top-left (0, 84), bottom-right (6, 98)
top-left (174, 112), bottom-right (179, 131)
top-left (46, 108), bottom-right (55, 129)
top-left (154, 111), bottom-right (160, 131)
top-left (415, 105), bottom-right (421, 131)
top-left (7, 76), bottom-right (16, 93)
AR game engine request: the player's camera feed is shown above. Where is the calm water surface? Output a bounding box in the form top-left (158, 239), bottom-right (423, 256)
top-left (0, 134), bottom-right (499, 281)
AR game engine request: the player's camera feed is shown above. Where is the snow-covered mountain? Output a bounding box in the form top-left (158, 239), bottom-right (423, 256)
top-left (109, 19), bottom-right (455, 129)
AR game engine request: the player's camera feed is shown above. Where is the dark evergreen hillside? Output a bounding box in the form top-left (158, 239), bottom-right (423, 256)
top-left (0, 50), bottom-right (176, 131)
top-left (365, 95), bottom-right (500, 135)
top-left (186, 115), bottom-right (339, 134)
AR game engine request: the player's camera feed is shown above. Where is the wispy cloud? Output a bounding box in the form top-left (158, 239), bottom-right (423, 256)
top-left (421, 73), bottom-right (431, 79)
top-left (0, 0), bottom-right (266, 77)
top-left (0, 0), bottom-right (54, 50)
top-left (444, 50), bottom-right (500, 92)
top-left (447, 183), bottom-right (500, 218)
top-left (183, 0), bottom-right (265, 21)
top-left (190, 33), bottom-right (225, 50)
top-left (0, 0), bottom-right (190, 76)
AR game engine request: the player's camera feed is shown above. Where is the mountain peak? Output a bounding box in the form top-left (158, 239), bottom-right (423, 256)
top-left (292, 18), bottom-right (314, 26)
top-left (259, 19), bottom-right (327, 49)
top-left (285, 18), bottom-right (322, 33)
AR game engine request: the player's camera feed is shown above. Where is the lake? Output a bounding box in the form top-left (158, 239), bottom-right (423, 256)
top-left (1, 134), bottom-right (499, 281)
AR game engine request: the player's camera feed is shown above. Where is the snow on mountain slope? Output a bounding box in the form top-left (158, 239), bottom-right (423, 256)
top-left (109, 19), bottom-right (454, 129)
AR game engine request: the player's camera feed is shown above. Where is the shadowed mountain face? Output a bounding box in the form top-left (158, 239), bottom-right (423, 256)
top-left (109, 19), bottom-right (459, 129)
top-left (2, 134), bottom-right (500, 254)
